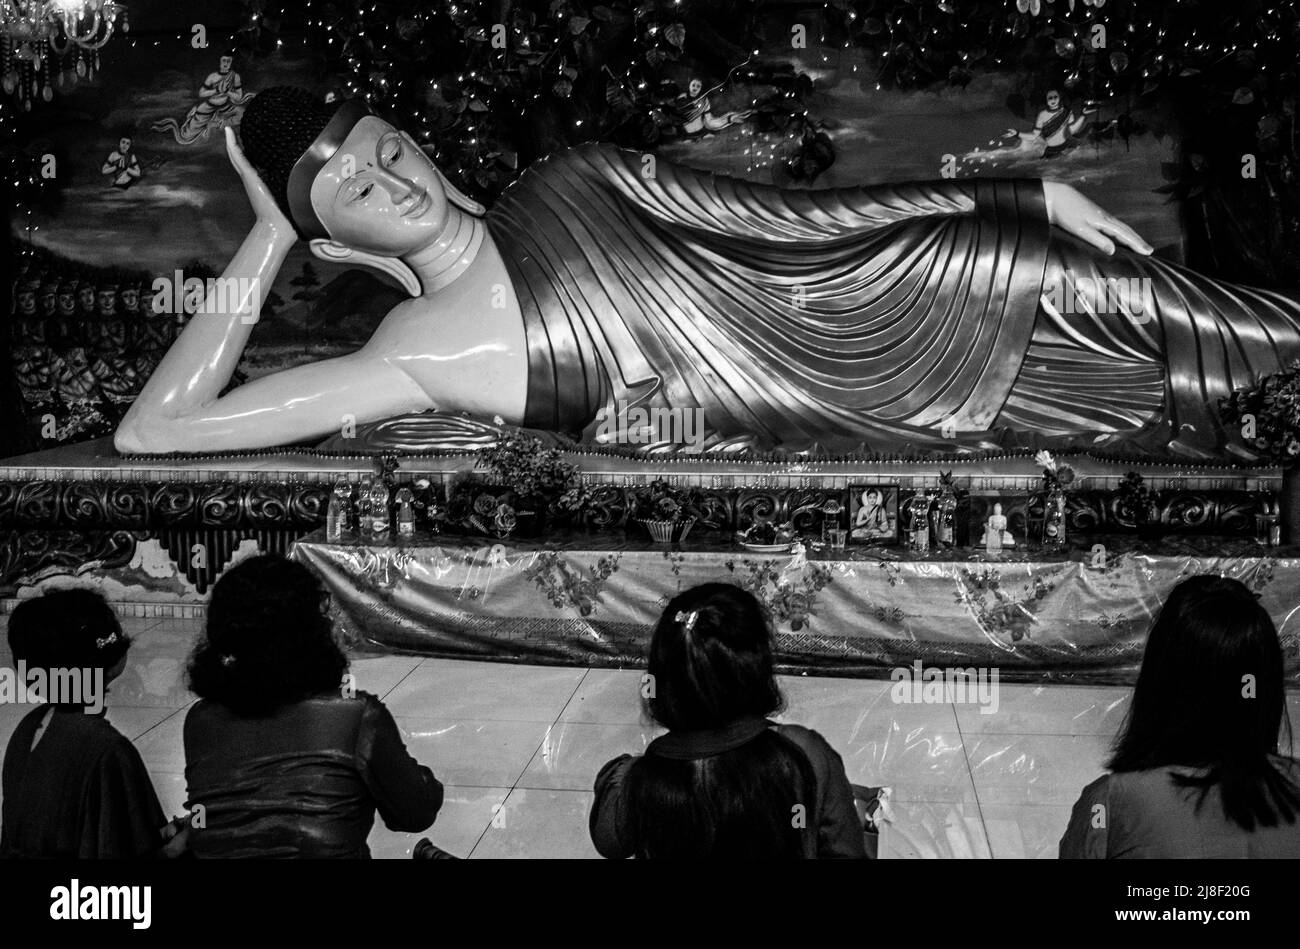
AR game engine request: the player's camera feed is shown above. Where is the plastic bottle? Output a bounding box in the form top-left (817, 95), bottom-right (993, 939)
top-left (396, 486), bottom-right (415, 538)
top-left (370, 480), bottom-right (391, 536)
top-left (357, 478), bottom-right (374, 537)
top-left (1043, 490), bottom-right (1066, 547)
top-left (326, 480), bottom-right (351, 542)
top-left (931, 484), bottom-right (957, 548)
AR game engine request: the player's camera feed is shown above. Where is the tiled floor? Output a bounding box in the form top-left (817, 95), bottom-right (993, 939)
top-left (2, 616), bottom-right (1298, 859)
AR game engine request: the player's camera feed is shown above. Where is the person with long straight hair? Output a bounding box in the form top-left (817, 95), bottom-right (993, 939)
top-left (590, 583), bottom-right (866, 858)
top-left (1061, 575), bottom-right (1300, 857)
top-left (183, 555), bottom-right (443, 857)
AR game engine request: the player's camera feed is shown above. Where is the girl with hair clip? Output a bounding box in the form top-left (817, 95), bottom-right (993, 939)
top-left (590, 583), bottom-right (866, 858)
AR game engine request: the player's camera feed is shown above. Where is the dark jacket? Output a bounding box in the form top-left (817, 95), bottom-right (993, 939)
top-left (1, 706), bottom-right (165, 859)
top-left (590, 721), bottom-right (866, 858)
top-left (183, 691), bottom-right (441, 858)
top-left (1060, 757), bottom-right (1300, 858)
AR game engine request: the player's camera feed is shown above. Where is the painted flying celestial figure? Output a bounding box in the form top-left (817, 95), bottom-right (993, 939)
top-left (152, 53), bottom-right (252, 146)
top-left (101, 135), bottom-right (143, 188)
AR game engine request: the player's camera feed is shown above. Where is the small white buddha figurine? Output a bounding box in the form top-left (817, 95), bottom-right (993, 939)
top-left (984, 502), bottom-right (1015, 554)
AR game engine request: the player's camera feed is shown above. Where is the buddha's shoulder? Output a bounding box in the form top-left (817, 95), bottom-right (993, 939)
top-left (505, 142), bottom-right (647, 188)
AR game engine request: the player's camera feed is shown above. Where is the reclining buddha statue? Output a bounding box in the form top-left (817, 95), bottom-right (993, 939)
top-left (113, 86), bottom-right (1300, 458)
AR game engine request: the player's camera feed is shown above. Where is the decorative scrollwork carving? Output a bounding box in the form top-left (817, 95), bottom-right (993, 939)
top-left (0, 529), bottom-right (141, 594)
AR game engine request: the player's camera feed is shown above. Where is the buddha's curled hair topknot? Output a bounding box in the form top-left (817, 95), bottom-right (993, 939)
top-left (238, 86), bottom-right (340, 228)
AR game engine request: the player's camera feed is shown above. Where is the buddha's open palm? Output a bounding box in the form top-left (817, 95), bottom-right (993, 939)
top-left (1043, 180), bottom-right (1153, 257)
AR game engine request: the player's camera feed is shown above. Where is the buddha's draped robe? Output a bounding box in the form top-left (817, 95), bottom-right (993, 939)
top-left (483, 143), bottom-right (1300, 455)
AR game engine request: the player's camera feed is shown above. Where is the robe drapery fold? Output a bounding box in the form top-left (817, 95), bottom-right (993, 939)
top-left (489, 143), bottom-right (1049, 451)
top-left (484, 143), bottom-right (1300, 456)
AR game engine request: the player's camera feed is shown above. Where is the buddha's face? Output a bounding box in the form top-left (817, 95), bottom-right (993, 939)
top-left (219, 55), bottom-right (233, 75)
top-left (310, 115), bottom-right (450, 258)
top-left (688, 79), bottom-right (703, 98)
top-left (1046, 90), bottom-right (1061, 110)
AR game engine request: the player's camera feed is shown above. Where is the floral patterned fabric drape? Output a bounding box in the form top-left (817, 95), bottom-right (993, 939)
top-left (292, 534), bottom-right (1300, 684)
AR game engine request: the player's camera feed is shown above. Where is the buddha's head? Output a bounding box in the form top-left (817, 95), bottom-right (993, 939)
top-left (239, 87), bottom-right (482, 263)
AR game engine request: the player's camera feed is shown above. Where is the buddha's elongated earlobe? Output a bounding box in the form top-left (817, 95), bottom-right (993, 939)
top-left (437, 167), bottom-right (486, 216)
top-left (309, 239), bottom-right (423, 297)
top-left (412, 135), bottom-right (486, 217)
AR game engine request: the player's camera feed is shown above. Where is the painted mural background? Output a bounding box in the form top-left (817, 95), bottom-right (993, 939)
top-left (2, 0), bottom-right (1266, 454)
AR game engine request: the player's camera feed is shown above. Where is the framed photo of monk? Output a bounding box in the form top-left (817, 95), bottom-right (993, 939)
top-left (848, 485), bottom-right (899, 545)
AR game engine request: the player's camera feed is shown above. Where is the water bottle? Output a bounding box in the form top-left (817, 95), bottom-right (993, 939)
top-left (370, 480), bottom-right (391, 537)
top-left (357, 478), bottom-right (374, 538)
top-left (1042, 489), bottom-right (1066, 548)
top-left (396, 486), bottom-right (415, 538)
top-left (326, 480), bottom-right (351, 542)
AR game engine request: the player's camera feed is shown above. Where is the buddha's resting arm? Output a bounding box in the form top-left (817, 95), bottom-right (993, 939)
top-left (114, 129), bottom-right (431, 454)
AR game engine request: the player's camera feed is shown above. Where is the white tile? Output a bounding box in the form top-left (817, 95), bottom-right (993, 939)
top-left (557, 669), bottom-right (649, 725)
top-left (131, 709), bottom-right (187, 771)
top-left (955, 683), bottom-right (1130, 737)
top-left (966, 732), bottom-right (1112, 807)
top-left (470, 788), bottom-right (599, 860)
top-left (368, 786), bottom-right (510, 859)
top-left (347, 655), bottom-right (423, 700)
top-left (396, 718), bottom-right (550, 788)
top-left (980, 803), bottom-right (1073, 859)
top-left (878, 799), bottom-right (991, 859)
top-left (516, 722), bottom-right (659, 791)
top-left (105, 706), bottom-right (180, 741)
top-left (383, 659), bottom-right (586, 722)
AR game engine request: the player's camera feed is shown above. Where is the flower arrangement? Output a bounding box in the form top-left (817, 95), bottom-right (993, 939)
top-left (1116, 471), bottom-right (1157, 522)
top-left (634, 479), bottom-right (710, 543)
top-left (475, 430), bottom-right (580, 501)
top-left (1219, 360), bottom-right (1300, 462)
top-left (1034, 450), bottom-right (1077, 493)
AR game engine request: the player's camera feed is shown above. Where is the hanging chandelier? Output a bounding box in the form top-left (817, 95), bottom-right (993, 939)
top-left (1, 0), bottom-right (127, 109)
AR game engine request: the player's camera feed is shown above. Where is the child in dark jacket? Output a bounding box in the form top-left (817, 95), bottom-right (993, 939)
top-left (2, 590), bottom-right (172, 858)
top-left (590, 583), bottom-right (866, 858)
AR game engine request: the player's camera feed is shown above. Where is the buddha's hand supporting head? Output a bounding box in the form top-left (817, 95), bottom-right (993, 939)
top-left (224, 126), bottom-right (295, 241)
top-left (237, 87), bottom-right (484, 264)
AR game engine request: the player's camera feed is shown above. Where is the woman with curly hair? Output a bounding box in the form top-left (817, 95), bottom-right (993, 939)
top-left (183, 555), bottom-right (443, 858)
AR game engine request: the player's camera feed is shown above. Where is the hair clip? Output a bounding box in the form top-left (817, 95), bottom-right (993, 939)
top-left (95, 631), bottom-right (119, 649)
top-left (674, 610), bottom-right (699, 636)
top-left (220, 654), bottom-right (236, 667)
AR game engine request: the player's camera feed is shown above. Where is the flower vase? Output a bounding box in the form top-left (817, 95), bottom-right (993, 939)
top-left (639, 517), bottom-right (695, 545)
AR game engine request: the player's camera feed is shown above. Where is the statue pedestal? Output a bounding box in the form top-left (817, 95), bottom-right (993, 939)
top-left (0, 437), bottom-right (1285, 632)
